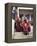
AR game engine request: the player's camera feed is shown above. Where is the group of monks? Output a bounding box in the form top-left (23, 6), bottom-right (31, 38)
top-left (15, 16), bottom-right (31, 35)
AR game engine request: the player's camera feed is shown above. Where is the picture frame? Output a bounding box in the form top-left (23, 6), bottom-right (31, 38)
top-left (5, 3), bottom-right (36, 43)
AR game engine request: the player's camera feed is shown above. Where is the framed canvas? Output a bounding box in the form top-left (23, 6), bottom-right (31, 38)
top-left (5, 3), bottom-right (36, 43)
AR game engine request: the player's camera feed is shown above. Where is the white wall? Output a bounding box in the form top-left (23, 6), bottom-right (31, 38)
top-left (0, 0), bottom-right (37, 46)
